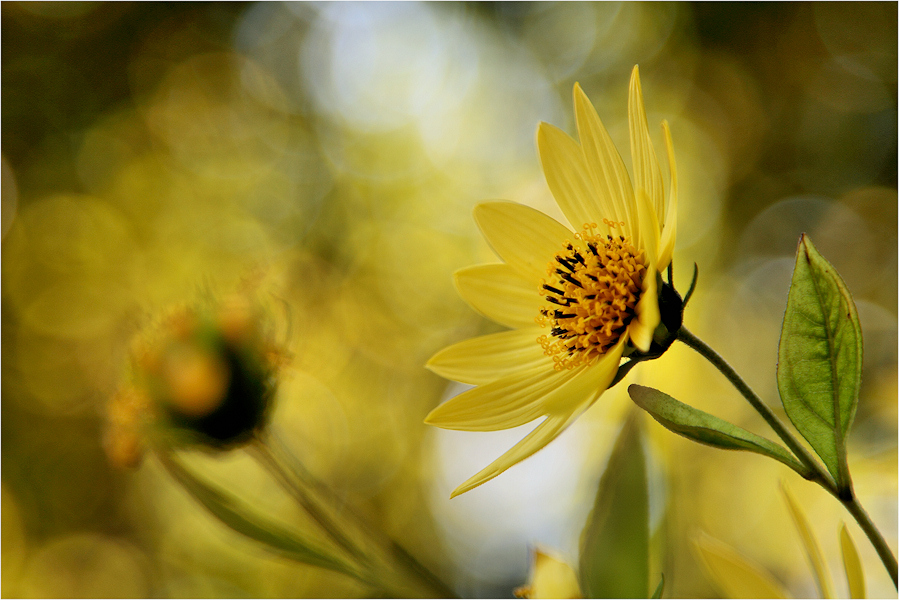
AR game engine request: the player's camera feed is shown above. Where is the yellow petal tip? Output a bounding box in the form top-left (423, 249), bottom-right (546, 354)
top-left (423, 405), bottom-right (440, 425)
top-left (450, 479), bottom-right (477, 498)
top-left (572, 81), bottom-right (593, 110)
top-left (536, 120), bottom-right (551, 138)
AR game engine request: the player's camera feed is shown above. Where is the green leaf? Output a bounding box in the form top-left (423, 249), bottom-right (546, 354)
top-left (777, 234), bottom-right (862, 489)
top-left (782, 481), bottom-right (835, 599)
top-left (693, 533), bottom-right (792, 599)
top-left (579, 411), bottom-right (649, 598)
top-left (628, 384), bottom-right (809, 476)
top-left (157, 452), bottom-right (358, 577)
top-left (651, 574), bottom-right (665, 599)
top-left (840, 523), bottom-right (866, 599)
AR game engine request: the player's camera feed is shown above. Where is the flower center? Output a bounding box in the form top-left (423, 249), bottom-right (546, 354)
top-left (536, 221), bottom-right (647, 370)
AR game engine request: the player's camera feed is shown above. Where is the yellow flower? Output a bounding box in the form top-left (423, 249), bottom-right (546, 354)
top-left (514, 548), bottom-right (583, 599)
top-left (425, 66), bottom-right (678, 497)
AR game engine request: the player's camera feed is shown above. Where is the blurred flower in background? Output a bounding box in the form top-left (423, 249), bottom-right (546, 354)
top-left (514, 547), bottom-right (582, 599)
top-left (104, 292), bottom-right (283, 470)
top-left (2, 2), bottom-right (895, 598)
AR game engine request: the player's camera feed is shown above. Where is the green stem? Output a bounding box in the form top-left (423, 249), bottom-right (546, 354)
top-left (676, 327), bottom-right (828, 483)
top-left (677, 326), bottom-right (898, 587)
top-left (248, 438), bottom-right (369, 564)
top-left (251, 433), bottom-right (457, 598)
top-left (842, 489), bottom-right (899, 587)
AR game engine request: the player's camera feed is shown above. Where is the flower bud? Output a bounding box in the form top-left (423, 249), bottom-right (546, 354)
top-left (105, 295), bottom-right (282, 461)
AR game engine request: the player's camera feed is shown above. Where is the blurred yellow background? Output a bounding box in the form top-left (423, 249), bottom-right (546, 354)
top-left (2, 2), bottom-right (896, 597)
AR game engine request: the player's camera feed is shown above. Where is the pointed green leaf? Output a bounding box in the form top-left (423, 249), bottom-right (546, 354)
top-left (628, 385), bottom-right (809, 476)
top-left (579, 411), bottom-right (649, 598)
top-left (651, 574), bottom-right (665, 599)
top-left (694, 534), bottom-right (792, 599)
top-left (782, 481), bottom-right (836, 599)
top-left (158, 452), bottom-right (358, 577)
top-left (777, 234), bottom-right (862, 489)
top-left (840, 523), bottom-right (866, 599)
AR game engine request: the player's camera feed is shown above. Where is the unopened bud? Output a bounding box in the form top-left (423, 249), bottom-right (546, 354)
top-left (116, 296), bottom-right (281, 451)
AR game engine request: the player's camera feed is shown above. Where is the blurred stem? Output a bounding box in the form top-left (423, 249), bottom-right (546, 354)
top-left (677, 326), bottom-right (898, 587)
top-left (248, 438), bottom-right (368, 563)
top-left (251, 432), bottom-right (457, 598)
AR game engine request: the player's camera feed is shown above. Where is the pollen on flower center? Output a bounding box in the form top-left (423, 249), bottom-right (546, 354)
top-left (536, 222), bottom-right (647, 371)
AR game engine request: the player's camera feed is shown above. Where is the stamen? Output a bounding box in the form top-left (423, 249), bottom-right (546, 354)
top-left (542, 284), bottom-right (565, 295)
top-left (536, 225), bottom-right (647, 371)
top-left (556, 256), bottom-right (577, 273)
top-left (560, 273), bottom-right (583, 289)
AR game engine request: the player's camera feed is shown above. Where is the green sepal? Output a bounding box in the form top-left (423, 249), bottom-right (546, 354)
top-left (777, 234), bottom-right (862, 491)
top-left (651, 574), bottom-right (665, 599)
top-left (628, 384), bottom-right (811, 477)
top-left (157, 451), bottom-right (359, 578)
top-left (579, 411), bottom-right (649, 598)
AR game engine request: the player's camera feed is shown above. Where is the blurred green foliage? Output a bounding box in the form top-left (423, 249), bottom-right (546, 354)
top-left (2, 2), bottom-right (895, 598)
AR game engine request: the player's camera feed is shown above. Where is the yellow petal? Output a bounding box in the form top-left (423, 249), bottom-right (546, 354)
top-left (541, 336), bottom-right (625, 415)
top-left (521, 548), bottom-right (582, 599)
top-left (628, 263), bottom-right (659, 353)
top-left (537, 122), bottom-right (614, 235)
top-left (573, 83), bottom-right (636, 238)
top-left (426, 365), bottom-right (576, 433)
top-left (656, 120), bottom-right (678, 271)
top-left (635, 188), bottom-right (661, 266)
top-left (450, 405), bottom-right (588, 497)
top-left (628, 65), bottom-right (665, 224)
top-left (693, 534), bottom-right (792, 599)
top-left (839, 523), bottom-right (865, 599)
top-left (426, 329), bottom-right (549, 386)
top-left (473, 202), bottom-right (571, 282)
top-left (454, 263), bottom-right (545, 329)
top-left (782, 482), bottom-right (836, 599)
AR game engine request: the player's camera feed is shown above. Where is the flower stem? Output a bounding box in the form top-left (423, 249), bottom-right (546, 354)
top-left (248, 437), bottom-right (368, 563)
top-left (251, 432), bottom-right (457, 598)
top-left (677, 326), bottom-right (898, 587)
top-left (842, 489), bottom-right (898, 586)
top-left (676, 326), bottom-right (826, 481)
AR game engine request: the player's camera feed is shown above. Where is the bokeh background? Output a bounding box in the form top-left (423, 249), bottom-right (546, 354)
top-left (2, 2), bottom-right (896, 597)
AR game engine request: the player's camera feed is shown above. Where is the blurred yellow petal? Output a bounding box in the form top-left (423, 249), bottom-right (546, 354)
top-left (782, 482), bottom-right (836, 599)
top-left (425, 365), bottom-right (575, 433)
top-left (573, 83), bottom-right (636, 239)
top-left (628, 65), bottom-right (665, 223)
top-left (694, 534), bottom-right (792, 599)
top-left (628, 267), bottom-right (659, 353)
top-left (454, 263), bottom-right (544, 329)
top-left (537, 122), bottom-right (613, 235)
top-left (656, 120), bottom-right (678, 271)
top-left (515, 548), bottom-right (582, 599)
top-left (450, 405), bottom-right (588, 498)
top-left (426, 329), bottom-right (549, 386)
top-left (473, 202), bottom-right (571, 282)
top-left (840, 523), bottom-right (865, 599)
